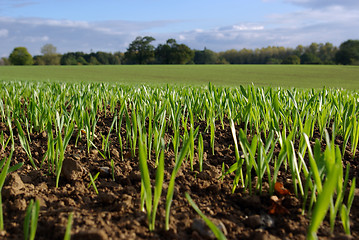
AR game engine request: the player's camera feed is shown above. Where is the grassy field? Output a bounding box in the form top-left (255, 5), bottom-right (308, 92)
top-left (0, 65), bottom-right (358, 89)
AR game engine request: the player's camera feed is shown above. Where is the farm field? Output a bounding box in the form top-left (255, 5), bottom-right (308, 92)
top-left (1, 65), bottom-right (359, 89)
top-left (0, 71), bottom-right (358, 239)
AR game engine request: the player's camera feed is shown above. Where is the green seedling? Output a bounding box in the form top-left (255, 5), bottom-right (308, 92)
top-left (110, 158), bottom-right (115, 181)
top-left (198, 133), bottom-right (204, 172)
top-left (15, 120), bottom-right (37, 170)
top-left (165, 136), bottom-right (190, 230)
top-left (88, 172), bottom-right (100, 195)
top-left (340, 178), bottom-right (356, 235)
top-left (307, 145), bottom-right (342, 240)
top-left (0, 131), bottom-right (11, 151)
top-left (185, 192), bottom-right (226, 240)
top-left (137, 117), bottom-right (165, 231)
top-left (64, 212), bottom-right (74, 240)
top-left (23, 199), bottom-right (40, 240)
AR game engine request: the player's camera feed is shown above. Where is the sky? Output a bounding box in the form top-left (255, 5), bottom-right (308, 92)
top-left (0, 0), bottom-right (359, 57)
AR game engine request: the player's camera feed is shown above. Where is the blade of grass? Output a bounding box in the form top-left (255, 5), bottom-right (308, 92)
top-left (185, 192), bottom-right (226, 240)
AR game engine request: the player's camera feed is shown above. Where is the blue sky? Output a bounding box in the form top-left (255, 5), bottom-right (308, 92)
top-left (1, 0), bottom-right (359, 57)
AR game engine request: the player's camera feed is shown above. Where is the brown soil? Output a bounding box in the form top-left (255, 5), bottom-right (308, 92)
top-left (0, 114), bottom-right (358, 240)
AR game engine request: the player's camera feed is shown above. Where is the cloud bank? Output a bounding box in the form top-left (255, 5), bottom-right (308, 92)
top-left (0, 0), bottom-right (359, 57)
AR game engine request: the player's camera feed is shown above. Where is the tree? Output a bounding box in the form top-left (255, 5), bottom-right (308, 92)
top-left (318, 42), bottom-right (337, 64)
top-left (41, 44), bottom-right (60, 65)
top-left (156, 39), bottom-right (194, 64)
top-left (41, 43), bottom-right (57, 55)
top-left (0, 57), bottom-right (10, 65)
top-left (9, 47), bottom-right (33, 65)
top-left (194, 48), bottom-right (218, 64)
top-left (94, 51), bottom-right (120, 65)
top-left (294, 45), bottom-right (305, 57)
top-left (219, 49), bottom-right (240, 64)
top-left (282, 55), bottom-right (300, 64)
top-left (33, 55), bottom-right (45, 65)
top-left (307, 42), bottom-right (319, 55)
top-left (89, 56), bottom-right (100, 65)
top-left (335, 40), bottom-right (359, 65)
top-left (300, 53), bottom-right (321, 64)
top-left (124, 36), bottom-right (156, 64)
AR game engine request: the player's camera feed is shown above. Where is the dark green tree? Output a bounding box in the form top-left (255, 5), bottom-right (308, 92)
top-left (155, 40), bottom-right (173, 64)
top-left (194, 48), bottom-right (218, 64)
top-left (77, 56), bottom-right (88, 65)
top-left (9, 47), bottom-right (33, 65)
top-left (60, 52), bottom-right (88, 65)
top-left (218, 49), bottom-right (240, 64)
top-left (89, 56), bottom-right (100, 65)
top-left (282, 55), bottom-right (300, 64)
top-left (124, 36), bottom-right (156, 64)
top-left (33, 55), bottom-right (45, 65)
top-left (335, 40), bottom-right (359, 65)
top-left (300, 53), bottom-right (321, 64)
top-left (155, 39), bottom-right (194, 64)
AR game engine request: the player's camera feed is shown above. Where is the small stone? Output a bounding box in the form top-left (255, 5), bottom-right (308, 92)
top-left (261, 213), bottom-right (275, 228)
top-left (3, 173), bottom-right (25, 198)
top-left (192, 218), bottom-right (227, 239)
top-left (244, 215), bottom-right (263, 229)
top-left (61, 158), bottom-right (84, 181)
top-left (98, 167), bottom-right (111, 176)
top-left (6, 173), bottom-right (25, 191)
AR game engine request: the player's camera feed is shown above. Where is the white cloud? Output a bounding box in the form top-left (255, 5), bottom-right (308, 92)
top-left (267, 5), bottom-right (359, 28)
top-left (25, 35), bottom-right (49, 43)
top-left (178, 35), bottom-right (186, 41)
top-left (1, 4), bottom-right (359, 57)
top-left (0, 17), bottom-right (176, 56)
top-left (0, 29), bottom-right (8, 37)
top-left (284, 0), bottom-right (359, 9)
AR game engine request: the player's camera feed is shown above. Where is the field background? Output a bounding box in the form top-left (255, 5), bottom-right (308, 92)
top-left (0, 65), bottom-right (358, 89)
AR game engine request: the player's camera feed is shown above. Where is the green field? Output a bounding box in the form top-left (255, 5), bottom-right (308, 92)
top-left (0, 65), bottom-right (358, 89)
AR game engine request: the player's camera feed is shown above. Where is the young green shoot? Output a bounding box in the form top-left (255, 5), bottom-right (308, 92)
top-left (88, 172), bottom-right (100, 195)
top-left (64, 212), bottom-right (74, 240)
top-left (23, 199), bottom-right (40, 240)
top-left (185, 192), bottom-right (226, 240)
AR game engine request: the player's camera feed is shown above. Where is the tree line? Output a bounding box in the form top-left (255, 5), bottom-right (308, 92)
top-left (1, 37), bottom-right (359, 66)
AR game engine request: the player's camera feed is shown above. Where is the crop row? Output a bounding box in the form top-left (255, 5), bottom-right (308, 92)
top-left (0, 80), bottom-right (358, 239)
